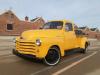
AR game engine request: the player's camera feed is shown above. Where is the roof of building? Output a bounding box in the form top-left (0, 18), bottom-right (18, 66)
top-left (90, 28), bottom-right (98, 31)
top-left (0, 10), bottom-right (9, 15)
top-left (78, 27), bottom-right (87, 29)
top-left (31, 17), bottom-right (38, 22)
top-left (31, 17), bottom-right (44, 22)
top-left (0, 9), bottom-right (20, 21)
top-left (0, 10), bottom-right (44, 24)
top-left (0, 9), bottom-right (15, 15)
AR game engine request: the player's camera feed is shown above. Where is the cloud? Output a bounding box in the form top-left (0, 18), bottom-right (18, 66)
top-left (0, 0), bottom-right (100, 28)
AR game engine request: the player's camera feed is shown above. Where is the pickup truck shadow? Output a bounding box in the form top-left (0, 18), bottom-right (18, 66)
top-left (16, 54), bottom-right (43, 64)
top-left (16, 49), bottom-right (82, 65)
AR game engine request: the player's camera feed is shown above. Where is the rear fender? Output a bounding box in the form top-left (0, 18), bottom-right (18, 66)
top-left (80, 37), bottom-right (88, 49)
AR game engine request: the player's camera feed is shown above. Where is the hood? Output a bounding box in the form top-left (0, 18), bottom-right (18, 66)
top-left (21, 29), bottom-right (63, 40)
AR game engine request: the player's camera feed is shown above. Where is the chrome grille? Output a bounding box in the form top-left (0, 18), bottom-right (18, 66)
top-left (16, 41), bottom-right (36, 53)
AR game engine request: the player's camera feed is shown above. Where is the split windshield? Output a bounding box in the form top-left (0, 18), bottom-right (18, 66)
top-left (42, 21), bottom-right (63, 29)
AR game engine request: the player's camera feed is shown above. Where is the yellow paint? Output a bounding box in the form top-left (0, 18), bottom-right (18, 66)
top-left (15, 20), bottom-right (88, 59)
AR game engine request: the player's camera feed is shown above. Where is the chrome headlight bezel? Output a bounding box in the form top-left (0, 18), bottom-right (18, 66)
top-left (36, 39), bottom-right (42, 46)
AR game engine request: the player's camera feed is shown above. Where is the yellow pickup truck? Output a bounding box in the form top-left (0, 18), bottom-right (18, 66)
top-left (13, 20), bottom-right (89, 65)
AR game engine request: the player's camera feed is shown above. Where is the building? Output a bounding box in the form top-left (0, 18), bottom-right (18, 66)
top-left (89, 28), bottom-right (100, 39)
top-left (78, 26), bottom-right (90, 32)
top-left (0, 10), bottom-right (45, 36)
top-left (78, 26), bottom-right (100, 39)
top-left (90, 28), bottom-right (99, 32)
top-left (96, 33), bottom-right (100, 40)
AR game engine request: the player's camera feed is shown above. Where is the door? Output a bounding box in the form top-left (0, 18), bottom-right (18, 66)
top-left (64, 22), bottom-right (76, 50)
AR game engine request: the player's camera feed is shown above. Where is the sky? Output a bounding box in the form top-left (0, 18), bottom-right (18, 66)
top-left (0, 0), bottom-right (100, 28)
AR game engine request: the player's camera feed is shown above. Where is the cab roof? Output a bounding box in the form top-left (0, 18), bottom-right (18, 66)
top-left (49, 19), bottom-right (74, 24)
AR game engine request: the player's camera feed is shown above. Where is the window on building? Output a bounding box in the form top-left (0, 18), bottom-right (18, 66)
top-left (7, 24), bottom-right (13, 30)
top-left (65, 23), bottom-right (73, 31)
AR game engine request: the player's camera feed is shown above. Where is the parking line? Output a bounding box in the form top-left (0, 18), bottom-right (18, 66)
top-left (30, 54), bottom-right (83, 75)
top-left (52, 51), bottom-right (97, 75)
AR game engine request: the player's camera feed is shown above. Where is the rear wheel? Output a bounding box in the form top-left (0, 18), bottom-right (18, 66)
top-left (80, 43), bottom-right (88, 54)
top-left (43, 47), bottom-right (60, 66)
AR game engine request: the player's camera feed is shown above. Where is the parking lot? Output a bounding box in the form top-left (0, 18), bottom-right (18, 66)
top-left (0, 37), bottom-right (100, 75)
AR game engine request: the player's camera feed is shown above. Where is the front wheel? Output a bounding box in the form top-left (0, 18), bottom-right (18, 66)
top-left (43, 47), bottom-right (61, 66)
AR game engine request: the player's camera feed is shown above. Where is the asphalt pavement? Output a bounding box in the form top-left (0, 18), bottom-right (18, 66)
top-left (0, 39), bottom-right (100, 75)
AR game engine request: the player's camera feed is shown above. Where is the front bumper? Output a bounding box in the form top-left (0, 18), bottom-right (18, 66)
top-left (12, 49), bottom-right (36, 59)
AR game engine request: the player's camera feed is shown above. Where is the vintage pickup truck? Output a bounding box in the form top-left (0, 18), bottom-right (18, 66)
top-left (13, 20), bottom-right (89, 65)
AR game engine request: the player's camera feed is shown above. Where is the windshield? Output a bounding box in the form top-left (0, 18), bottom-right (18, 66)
top-left (42, 21), bottom-right (63, 29)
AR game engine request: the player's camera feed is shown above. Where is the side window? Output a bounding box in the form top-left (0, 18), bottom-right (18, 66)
top-left (65, 23), bottom-right (73, 31)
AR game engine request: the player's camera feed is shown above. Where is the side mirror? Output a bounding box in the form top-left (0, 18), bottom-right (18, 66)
top-left (75, 30), bottom-right (83, 35)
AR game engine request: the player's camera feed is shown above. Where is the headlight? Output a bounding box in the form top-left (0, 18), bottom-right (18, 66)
top-left (36, 39), bottom-right (41, 46)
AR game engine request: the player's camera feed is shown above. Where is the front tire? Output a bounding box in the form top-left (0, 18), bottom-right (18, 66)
top-left (43, 47), bottom-right (60, 66)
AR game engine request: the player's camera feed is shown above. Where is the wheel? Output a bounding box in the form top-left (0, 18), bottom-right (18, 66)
top-left (80, 43), bottom-right (88, 54)
top-left (43, 47), bottom-right (61, 66)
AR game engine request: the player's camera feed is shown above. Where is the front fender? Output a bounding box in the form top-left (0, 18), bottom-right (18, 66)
top-left (36, 37), bottom-right (64, 58)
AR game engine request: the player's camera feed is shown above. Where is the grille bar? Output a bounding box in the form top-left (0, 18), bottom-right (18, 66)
top-left (16, 41), bottom-right (37, 53)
